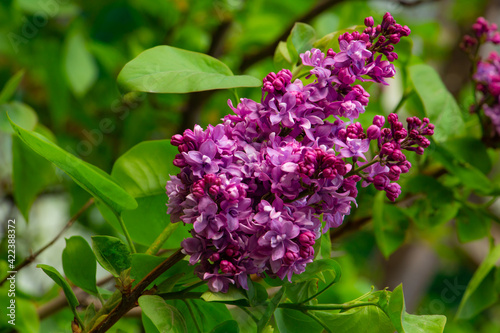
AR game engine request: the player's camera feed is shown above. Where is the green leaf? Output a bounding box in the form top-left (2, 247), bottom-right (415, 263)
top-left (166, 299), bottom-right (232, 333)
top-left (201, 286), bottom-right (247, 303)
top-left (313, 307), bottom-right (395, 333)
top-left (275, 308), bottom-right (323, 333)
top-left (246, 279), bottom-right (269, 307)
top-left (256, 287), bottom-right (284, 332)
top-left (380, 285), bottom-right (446, 333)
top-left (405, 175), bottom-right (459, 228)
top-left (442, 138), bottom-right (492, 174)
top-left (0, 69), bottom-right (25, 104)
top-left (0, 102), bottom-right (37, 134)
top-left (107, 140), bottom-right (190, 246)
top-left (373, 192), bottom-right (409, 258)
top-left (62, 236), bottom-right (98, 295)
top-left (457, 244), bottom-right (500, 319)
top-left (12, 129), bottom-right (58, 221)
top-left (286, 279), bottom-right (318, 304)
top-left (320, 228), bottom-right (332, 259)
top-left (209, 320), bottom-right (240, 333)
top-left (112, 140), bottom-right (178, 197)
top-left (286, 23), bottom-right (316, 64)
top-left (84, 303), bottom-right (96, 328)
top-left (274, 41), bottom-right (293, 69)
top-left (9, 117), bottom-right (137, 214)
top-left (291, 259), bottom-right (341, 284)
top-left (91, 236), bottom-right (131, 277)
top-left (37, 264), bottom-right (80, 319)
top-left (402, 313), bottom-right (447, 333)
top-left (139, 295), bottom-right (187, 333)
top-left (409, 64), bottom-right (465, 142)
top-left (117, 45), bottom-right (261, 94)
top-left (432, 143), bottom-right (495, 195)
top-left (456, 205), bottom-right (491, 242)
top-left (63, 31), bottom-right (98, 97)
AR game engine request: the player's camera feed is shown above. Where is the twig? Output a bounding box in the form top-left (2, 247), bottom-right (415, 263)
top-left (239, 0), bottom-right (345, 72)
top-left (0, 198), bottom-right (95, 287)
top-left (88, 249), bottom-right (186, 333)
top-left (208, 20), bottom-right (233, 59)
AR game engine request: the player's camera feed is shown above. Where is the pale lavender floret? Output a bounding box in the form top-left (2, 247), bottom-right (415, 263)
top-left (258, 219), bottom-right (300, 261)
top-left (335, 40), bottom-right (372, 72)
top-left (183, 139), bottom-right (220, 177)
top-left (335, 137), bottom-right (370, 159)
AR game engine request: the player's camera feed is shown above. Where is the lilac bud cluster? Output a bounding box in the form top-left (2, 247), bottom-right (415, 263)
top-left (462, 17), bottom-right (500, 136)
top-left (166, 13), bottom-right (429, 292)
top-left (358, 114), bottom-right (434, 201)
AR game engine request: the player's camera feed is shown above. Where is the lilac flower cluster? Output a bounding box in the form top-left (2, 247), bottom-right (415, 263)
top-left (166, 13), bottom-right (432, 292)
top-left (462, 17), bottom-right (500, 136)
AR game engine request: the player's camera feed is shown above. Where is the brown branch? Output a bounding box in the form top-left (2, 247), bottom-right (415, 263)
top-left (88, 249), bottom-right (186, 333)
top-left (239, 0), bottom-right (345, 72)
top-left (398, 0), bottom-right (441, 7)
top-left (330, 216), bottom-right (371, 241)
top-left (0, 198), bottom-right (95, 287)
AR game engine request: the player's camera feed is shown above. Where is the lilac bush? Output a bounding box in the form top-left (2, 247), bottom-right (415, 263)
top-left (166, 13), bottom-right (434, 292)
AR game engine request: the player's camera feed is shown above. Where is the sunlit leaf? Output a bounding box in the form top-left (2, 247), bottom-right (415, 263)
top-left (117, 45), bottom-right (261, 93)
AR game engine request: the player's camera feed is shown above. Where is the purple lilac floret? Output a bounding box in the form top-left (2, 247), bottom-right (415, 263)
top-left (166, 13), bottom-right (432, 293)
top-left (462, 17), bottom-right (500, 136)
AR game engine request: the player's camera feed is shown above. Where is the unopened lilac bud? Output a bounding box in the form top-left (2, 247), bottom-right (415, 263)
top-left (394, 129), bottom-right (407, 141)
top-left (298, 231), bottom-right (316, 246)
top-left (385, 183), bottom-right (401, 201)
top-left (380, 142), bottom-right (394, 156)
top-left (401, 25), bottom-right (411, 36)
top-left (367, 125), bottom-right (381, 140)
top-left (300, 245), bottom-right (314, 259)
top-left (391, 149), bottom-right (406, 162)
top-left (284, 251), bottom-right (299, 265)
top-left (399, 161), bottom-right (411, 173)
top-left (387, 52), bottom-right (398, 61)
top-left (209, 185), bottom-right (220, 196)
top-left (373, 174), bottom-right (390, 190)
top-left (373, 115), bottom-right (385, 127)
top-left (338, 128), bottom-right (347, 141)
top-left (171, 134), bottom-right (184, 146)
top-left (273, 78), bottom-right (284, 91)
top-left (204, 173), bottom-right (218, 184)
top-left (173, 156), bottom-right (187, 167)
top-left (416, 147), bottom-right (425, 155)
top-left (388, 165), bottom-right (402, 181)
top-left (365, 16), bottom-right (374, 27)
top-left (220, 260), bottom-right (237, 274)
top-left (210, 253), bottom-right (220, 262)
top-left (388, 113), bottom-right (398, 124)
top-left (389, 34), bottom-right (400, 44)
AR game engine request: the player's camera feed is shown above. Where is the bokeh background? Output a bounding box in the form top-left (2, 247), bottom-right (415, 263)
top-left (1, 0), bottom-right (500, 332)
